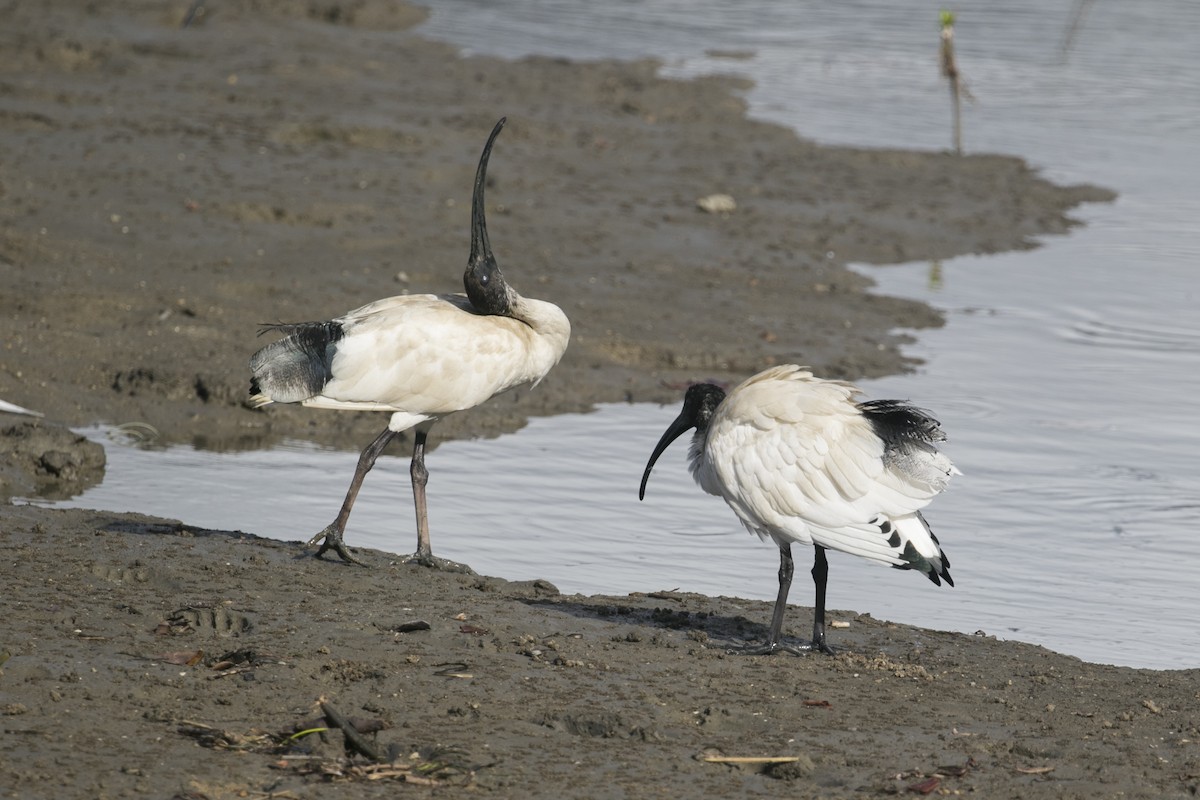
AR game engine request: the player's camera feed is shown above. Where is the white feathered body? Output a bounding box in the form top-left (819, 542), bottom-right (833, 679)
top-left (250, 292), bottom-right (570, 433)
top-left (690, 365), bottom-right (957, 576)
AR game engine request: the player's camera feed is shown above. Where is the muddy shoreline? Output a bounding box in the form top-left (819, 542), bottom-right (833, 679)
top-left (1, 0), bottom-right (1109, 455)
top-left (5, 508), bottom-right (1198, 799)
top-left (6, 3), bottom-right (1193, 800)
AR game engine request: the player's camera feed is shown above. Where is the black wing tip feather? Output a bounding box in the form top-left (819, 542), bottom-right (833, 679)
top-left (892, 543), bottom-right (954, 587)
top-left (889, 512), bottom-right (954, 588)
top-left (859, 398), bottom-right (946, 444)
top-left (256, 320), bottom-right (335, 337)
top-left (253, 320), bottom-right (345, 353)
top-left (256, 322), bottom-right (290, 338)
top-left (249, 320), bottom-right (345, 403)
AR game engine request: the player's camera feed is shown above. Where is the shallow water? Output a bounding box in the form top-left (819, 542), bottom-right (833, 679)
top-left (48, 365), bottom-right (1200, 672)
top-left (35, 1), bottom-right (1200, 670)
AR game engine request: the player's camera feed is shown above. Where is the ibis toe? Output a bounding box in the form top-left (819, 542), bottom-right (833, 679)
top-left (309, 524), bottom-right (366, 566)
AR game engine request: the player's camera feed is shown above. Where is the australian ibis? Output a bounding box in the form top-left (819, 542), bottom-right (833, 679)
top-left (249, 118), bottom-right (570, 568)
top-left (639, 364), bottom-right (957, 654)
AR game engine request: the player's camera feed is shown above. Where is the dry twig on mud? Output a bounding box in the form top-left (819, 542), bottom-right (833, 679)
top-left (318, 697), bottom-right (383, 762)
top-left (274, 744), bottom-right (475, 786)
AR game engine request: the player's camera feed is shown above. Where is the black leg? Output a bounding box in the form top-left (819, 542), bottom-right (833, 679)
top-left (732, 542), bottom-right (811, 656)
top-left (811, 545), bottom-right (836, 655)
top-left (767, 541), bottom-right (795, 646)
top-left (309, 426), bottom-right (397, 565)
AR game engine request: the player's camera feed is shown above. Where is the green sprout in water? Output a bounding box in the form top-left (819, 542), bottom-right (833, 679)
top-left (939, 9), bottom-right (970, 154)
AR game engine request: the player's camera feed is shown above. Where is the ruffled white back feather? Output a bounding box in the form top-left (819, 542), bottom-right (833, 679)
top-left (690, 365), bottom-right (955, 580)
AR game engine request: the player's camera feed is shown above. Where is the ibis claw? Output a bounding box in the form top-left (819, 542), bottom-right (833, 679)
top-left (812, 638), bottom-right (837, 656)
top-left (730, 639), bottom-right (834, 657)
top-left (400, 550), bottom-right (476, 574)
top-left (308, 525), bottom-right (366, 566)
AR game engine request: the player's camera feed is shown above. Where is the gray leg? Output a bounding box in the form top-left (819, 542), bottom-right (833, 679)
top-left (309, 427), bottom-right (397, 565)
top-left (410, 427), bottom-right (431, 560)
top-left (400, 427), bottom-right (474, 573)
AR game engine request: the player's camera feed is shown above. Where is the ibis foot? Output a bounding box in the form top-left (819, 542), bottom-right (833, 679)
top-left (730, 640), bottom-right (834, 657)
top-left (308, 525), bottom-right (366, 566)
top-left (401, 551), bottom-right (476, 574)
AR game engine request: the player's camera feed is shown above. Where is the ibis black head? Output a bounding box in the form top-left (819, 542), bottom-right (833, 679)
top-left (464, 117), bottom-right (513, 317)
top-left (638, 383), bottom-right (726, 501)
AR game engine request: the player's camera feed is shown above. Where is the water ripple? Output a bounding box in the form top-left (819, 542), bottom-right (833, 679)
top-left (928, 395), bottom-right (1003, 422)
top-left (1057, 308), bottom-right (1200, 354)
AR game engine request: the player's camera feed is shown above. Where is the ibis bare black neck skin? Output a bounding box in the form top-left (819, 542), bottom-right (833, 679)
top-left (464, 117), bottom-right (513, 317)
top-left (638, 383), bottom-right (726, 500)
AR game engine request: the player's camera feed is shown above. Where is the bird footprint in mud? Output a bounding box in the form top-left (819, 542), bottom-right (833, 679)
top-left (166, 606), bottom-right (253, 636)
top-left (90, 562), bottom-right (152, 584)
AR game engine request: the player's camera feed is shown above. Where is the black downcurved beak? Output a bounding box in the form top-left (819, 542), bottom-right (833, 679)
top-left (469, 117), bottom-right (506, 273)
top-left (464, 117), bottom-right (514, 317)
top-left (638, 412), bottom-right (695, 501)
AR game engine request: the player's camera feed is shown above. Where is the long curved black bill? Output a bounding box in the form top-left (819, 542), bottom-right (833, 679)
top-left (638, 412), bottom-right (695, 501)
top-left (470, 117), bottom-right (506, 270)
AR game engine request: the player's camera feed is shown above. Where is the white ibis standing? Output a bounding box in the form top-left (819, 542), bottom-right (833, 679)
top-left (249, 118), bottom-right (570, 568)
top-left (639, 364), bottom-right (957, 654)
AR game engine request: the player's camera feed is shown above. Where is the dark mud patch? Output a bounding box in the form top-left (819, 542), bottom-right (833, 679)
top-left (0, 419), bottom-right (105, 501)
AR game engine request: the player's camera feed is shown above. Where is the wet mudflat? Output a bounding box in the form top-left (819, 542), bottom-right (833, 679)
top-left (4, 507), bottom-right (1197, 798)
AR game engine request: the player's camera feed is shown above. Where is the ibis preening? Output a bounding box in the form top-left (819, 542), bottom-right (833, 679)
top-left (639, 365), bottom-right (957, 655)
top-left (249, 118), bottom-right (570, 567)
